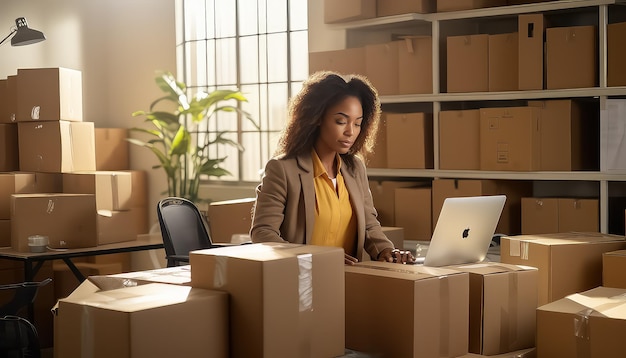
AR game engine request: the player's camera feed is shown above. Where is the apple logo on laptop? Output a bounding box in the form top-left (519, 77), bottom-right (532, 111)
top-left (462, 227), bottom-right (470, 238)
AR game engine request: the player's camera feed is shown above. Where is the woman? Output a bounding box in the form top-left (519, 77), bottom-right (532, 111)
top-left (251, 71), bottom-right (414, 265)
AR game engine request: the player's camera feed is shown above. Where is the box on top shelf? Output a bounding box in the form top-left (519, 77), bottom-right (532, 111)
top-left (365, 41), bottom-right (400, 96)
top-left (386, 112), bottom-right (433, 169)
top-left (0, 124), bottom-right (18, 171)
top-left (308, 47), bottom-right (366, 76)
top-left (439, 109), bottom-right (480, 170)
top-left (546, 25), bottom-right (597, 90)
top-left (16, 67), bottom-right (83, 122)
top-left (345, 261), bottom-right (470, 358)
top-left (488, 32), bottom-right (518, 92)
top-left (447, 34), bottom-right (489, 93)
top-left (398, 36), bottom-right (433, 94)
top-left (94, 128), bottom-right (130, 171)
top-left (324, 0), bottom-right (376, 24)
top-left (608, 21), bottom-right (626, 87)
top-left (18, 121), bottom-right (96, 173)
top-left (436, 0), bottom-right (507, 12)
top-left (518, 13), bottom-right (545, 90)
top-left (377, 0), bottom-right (436, 17)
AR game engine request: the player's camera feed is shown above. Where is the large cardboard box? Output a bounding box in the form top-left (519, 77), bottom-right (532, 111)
top-left (125, 170), bottom-right (148, 207)
top-left (369, 180), bottom-right (423, 226)
top-left (324, 0), bottom-right (376, 23)
top-left (608, 21), bottom-right (626, 87)
top-left (386, 112), bottom-right (433, 169)
top-left (94, 128), bottom-right (130, 170)
top-left (447, 34), bottom-right (489, 92)
top-left (18, 121), bottom-right (96, 173)
top-left (489, 33), bottom-right (518, 92)
top-left (53, 261), bottom-right (124, 299)
top-left (97, 209), bottom-right (138, 245)
top-left (365, 41), bottom-right (400, 95)
top-left (546, 25), bottom-right (597, 89)
top-left (518, 14), bottom-right (545, 90)
top-left (437, 0), bottom-right (507, 12)
top-left (448, 263), bottom-right (537, 356)
top-left (522, 198), bottom-right (599, 234)
top-left (558, 198), bottom-right (598, 232)
top-left (377, 0), bottom-right (435, 16)
top-left (603, 249), bottom-right (626, 288)
top-left (207, 197), bottom-right (255, 243)
top-left (190, 243), bottom-right (345, 358)
top-left (11, 193), bottom-right (97, 251)
top-left (108, 265), bottom-right (192, 286)
top-left (63, 171), bottom-right (132, 211)
top-left (439, 109), bottom-right (480, 170)
top-left (345, 261), bottom-right (469, 357)
top-left (500, 232), bottom-right (626, 306)
top-left (521, 197), bottom-right (559, 234)
top-left (16, 67), bottom-right (83, 122)
top-left (308, 47), bottom-right (366, 76)
top-left (536, 286), bottom-right (626, 358)
top-left (55, 281), bottom-right (229, 358)
top-left (398, 36), bottom-right (433, 94)
top-left (0, 124), bottom-right (18, 171)
top-left (394, 186), bottom-right (432, 241)
top-left (480, 106), bottom-right (541, 171)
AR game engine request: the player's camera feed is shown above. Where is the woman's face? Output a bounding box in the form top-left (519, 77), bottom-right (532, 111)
top-left (316, 95), bottom-right (363, 156)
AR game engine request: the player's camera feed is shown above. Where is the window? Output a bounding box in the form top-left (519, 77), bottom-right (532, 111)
top-left (175, 0), bottom-right (309, 182)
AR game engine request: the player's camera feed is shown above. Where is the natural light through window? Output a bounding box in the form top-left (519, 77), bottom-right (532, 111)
top-left (175, 0), bottom-right (308, 183)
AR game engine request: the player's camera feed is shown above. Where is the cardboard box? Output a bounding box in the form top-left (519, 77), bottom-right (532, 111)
top-left (500, 232), bottom-right (626, 306)
top-left (16, 67), bottom-right (83, 122)
top-left (95, 128), bottom-right (130, 170)
top-left (603, 249), bottom-right (626, 288)
top-left (558, 198), bottom-right (598, 232)
top-left (0, 79), bottom-right (8, 124)
top-left (386, 112), bottom-right (433, 169)
top-left (369, 180), bottom-right (423, 226)
top-left (398, 36), bottom-right (433, 94)
top-left (447, 34), bottom-right (489, 93)
top-left (546, 25), bottom-right (597, 89)
top-left (63, 171), bottom-right (133, 211)
top-left (377, 0), bottom-right (435, 16)
top-left (448, 263), bottom-right (537, 356)
top-left (308, 47), bottom-right (366, 76)
top-left (0, 219), bottom-right (10, 247)
top-left (432, 178), bottom-right (532, 236)
top-left (0, 173), bottom-right (38, 219)
top-left (439, 109), bottom-right (480, 170)
top-left (365, 113), bottom-right (388, 168)
top-left (382, 226), bottom-right (404, 249)
top-left (489, 32), bottom-right (518, 92)
top-left (55, 282), bottom-right (229, 358)
top-left (345, 261), bottom-right (469, 357)
top-left (4, 75), bottom-right (17, 123)
top-left (479, 106), bottom-right (541, 171)
top-left (365, 41), bottom-right (400, 95)
top-left (324, 0), bottom-right (376, 23)
top-left (53, 261), bottom-right (123, 299)
top-left (124, 170), bottom-right (148, 207)
top-left (190, 243), bottom-right (345, 358)
top-left (394, 186), bottom-right (432, 241)
top-left (518, 14), bottom-right (545, 90)
top-left (11, 193), bottom-right (97, 251)
top-left (207, 197), bottom-right (255, 243)
top-left (108, 265), bottom-right (192, 286)
top-left (608, 22), bottom-right (626, 87)
top-left (18, 121), bottom-right (96, 173)
top-left (521, 197), bottom-right (559, 234)
top-left (437, 0), bottom-right (507, 12)
top-left (522, 197), bottom-right (599, 234)
top-left (97, 210), bottom-right (138, 245)
top-left (0, 124), bottom-right (18, 171)
top-left (536, 286), bottom-right (626, 358)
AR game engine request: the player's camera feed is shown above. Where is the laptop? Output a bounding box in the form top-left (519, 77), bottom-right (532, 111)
top-left (413, 195), bottom-right (506, 267)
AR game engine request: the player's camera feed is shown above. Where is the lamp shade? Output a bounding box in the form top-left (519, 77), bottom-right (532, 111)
top-left (11, 17), bottom-right (46, 46)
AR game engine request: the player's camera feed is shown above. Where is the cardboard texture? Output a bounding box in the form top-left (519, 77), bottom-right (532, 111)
top-left (18, 120), bottom-right (96, 173)
top-left (5, 76), bottom-right (17, 123)
top-left (603, 249), bottom-right (626, 288)
top-left (345, 261), bottom-right (470, 357)
top-left (365, 41), bottom-right (400, 95)
top-left (603, 99), bottom-right (626, 171)
top-left (94, 128), bottom-right (130, 170)
top-left (447, 34), bottom-right (489, 93)
top-left (324, 0), bottom-right (376, 23)
top-left (108, 265), bottom-right (192, 286)
top-left (518, 14), bottom-right (545, 90)
top-left (500, 232), bottom-right (626, 306)
top-left (207, 197), bottom-right (255, 243)
top-left (522, 198), bottom-right (599, 234)
top-left (546, 25), bottom-right (597, 89)
top-left (365, 113), bottom-right (388, 168)
top-left (439, 109), bottom-right (480, 170)
top-left (190, 243), bottom-right (345, 358)
top-left (377, 0), bottom-right (435, 16)
top-left (96, 209), bottom-right (138, 245)
top-left (447, 262), bottom-right (537, 355)
top-left (0, 173), bottom-right (38, 219)
top-left (55, 282), bottom-right (229, 358)
top-left (0, 219), bottom-right (10, 247)
top-left (386, 112), bottom-right (433, 169)
top-left (369, 180), bottom-right (423, 226)
top-left (394, 186), bottom-right (432, 241)
top-left (521, 198), bottom-right (559, 234)
top-left (608, 22), bottom-right (626, 87)
top-left (16, 67), bottom-right (83, 122)
top-left (479, 106), bottom-right (541, 171)
top-left (457, 347), bottom-right (536, 358)
top-left (308, 47), bottom-right (366, 76)
top-left (11, 193), bottom-right (97, 251)
top-left (62, 171), bottom-right (132, 211)
top-left (437, 0), bottom-right (507, 12)
top-left (0, 124), bottom-right (18, 171)
top-left (536, 286), bottom-right (626, 358)
top-left (488, 32), bottom-right (518, 92)
top-left (0, 79), bottom-right (8, 124)
top-left (398, 36), bottom-right (433, 94)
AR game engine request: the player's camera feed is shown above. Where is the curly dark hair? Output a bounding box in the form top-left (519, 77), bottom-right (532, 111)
top-left (276, 71), bottom-right (381, 170)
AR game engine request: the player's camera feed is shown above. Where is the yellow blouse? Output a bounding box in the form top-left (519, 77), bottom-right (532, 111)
top-left (310, 150), bottom-right (357, 256)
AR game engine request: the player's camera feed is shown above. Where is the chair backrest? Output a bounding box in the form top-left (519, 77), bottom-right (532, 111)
top-left (0, 278), bottom-right (52, 317)
top-left (157, 197), bottom-right (214, 264)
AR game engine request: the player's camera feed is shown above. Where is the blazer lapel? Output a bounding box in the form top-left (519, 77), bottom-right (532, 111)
top-left (296, 153), bottom-right (316, 244)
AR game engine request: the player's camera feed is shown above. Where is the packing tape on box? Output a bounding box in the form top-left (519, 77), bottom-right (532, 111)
top-left (213, 256), bottom-right (228, 288)
top-left (574, 308), bottom-right (592, 358)
top-left (297, 253), bottom-right (313, 357)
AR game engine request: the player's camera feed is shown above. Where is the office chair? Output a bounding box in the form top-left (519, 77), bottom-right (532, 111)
top-left (157, 197), bottom-right (226, 267)
top-left (0, 278), bottom-right (52, 358)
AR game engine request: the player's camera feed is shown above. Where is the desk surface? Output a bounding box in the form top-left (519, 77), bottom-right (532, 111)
top-left (0, 236), bottom-right (164, 261)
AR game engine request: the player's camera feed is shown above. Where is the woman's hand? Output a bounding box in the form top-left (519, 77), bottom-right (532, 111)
top-left (345, 253), bottom-right (358, 265)
top-left (378, 248), bottom-right (415, 264)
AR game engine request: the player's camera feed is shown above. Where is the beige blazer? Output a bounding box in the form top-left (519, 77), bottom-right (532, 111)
top-left (251, 152), bottom-right (394, 261)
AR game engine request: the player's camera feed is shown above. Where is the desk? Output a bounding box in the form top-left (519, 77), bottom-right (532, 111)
top-left (0, 236), bottom-right (164, 283)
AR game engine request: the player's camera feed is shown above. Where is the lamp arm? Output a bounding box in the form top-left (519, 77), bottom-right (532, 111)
top-left (0, 28), bottom-right (16, 46)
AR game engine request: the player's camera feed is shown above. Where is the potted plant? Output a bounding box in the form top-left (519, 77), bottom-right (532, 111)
top-left (129, 71), bottom-right (256, 203)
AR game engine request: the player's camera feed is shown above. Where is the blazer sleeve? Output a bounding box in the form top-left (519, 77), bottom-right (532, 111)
top-left (250, 158), bottom-right (289, 243)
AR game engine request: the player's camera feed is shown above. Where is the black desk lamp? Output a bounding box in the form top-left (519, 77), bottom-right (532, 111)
top-left (0, 17), bottom-right (46, 46)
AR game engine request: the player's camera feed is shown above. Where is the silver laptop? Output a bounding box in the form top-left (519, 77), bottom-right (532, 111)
top-left (414, 195), bottom-right (506, 267)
